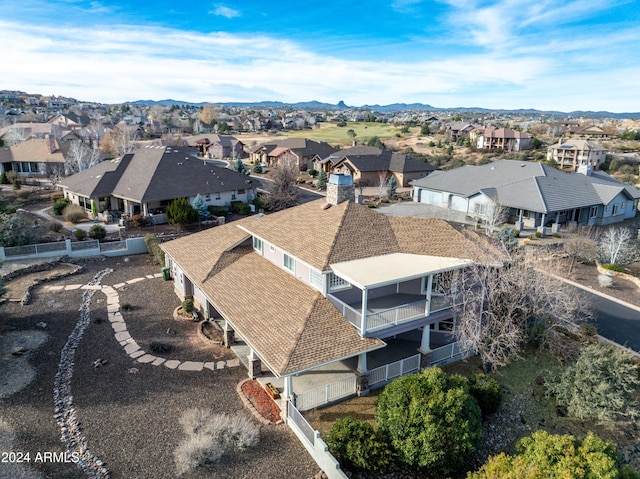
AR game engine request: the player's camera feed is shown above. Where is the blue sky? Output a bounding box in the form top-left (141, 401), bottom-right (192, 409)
top-left (1, 0), bottom-right (639, 111)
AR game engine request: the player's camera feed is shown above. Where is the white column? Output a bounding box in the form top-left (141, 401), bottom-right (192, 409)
top-left (357, 352), bottom-right (367, 374)
top-left (283, 375), bottom-right (294, 400)
top-left (425, 275), bottom-right (433, 316)
top-left (419, 326), bottom-right (431, 353)
top-left (361, 288), bottom-right (368, 333)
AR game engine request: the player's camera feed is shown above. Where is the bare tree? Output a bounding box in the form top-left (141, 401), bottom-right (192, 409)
top-left (100, 124), bottom-right (138, 157)
top-left (265, 160), bottom-right (299, 210)
top-left (3, 125), bottom-right (29, 146)
top-left (44, 163), bottom-right (66, 186)
top-left (454, 256), bottom-right (593, 372)
top-left (65, 141), bottom-right (101, 174)
top-left (563, 227), bottom-right (598, 274)
top-left (376, 170), bottom-right (390, 200)
top-left (599, 226), bottom-right (634, 265)
top-left (481, 199), bottom-right (509, 235)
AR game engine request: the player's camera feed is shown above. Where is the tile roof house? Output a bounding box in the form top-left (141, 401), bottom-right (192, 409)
top-left (412, 160), bottom-right (640, 230)
top-left (161, 174), bottom-right (508, 412)
top-left (59, 145), bottom-right (255, 220)
top-left (184, 134), bottom-right (244, 159)
top-left (475, 127), bottom-right (532, 152)
top-left (320, 145), bottom-right (436, 187)
top-left (547, 138), bottom-right (607, 172)
top-left (249, 138), bottom-right (336, 171)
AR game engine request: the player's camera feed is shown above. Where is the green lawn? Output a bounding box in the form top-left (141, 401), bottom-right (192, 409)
top-left (285, 122), bottom-right (413, 147)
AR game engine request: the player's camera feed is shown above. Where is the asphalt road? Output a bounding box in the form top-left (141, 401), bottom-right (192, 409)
top-left (588, 293), bottom-right (640, 352)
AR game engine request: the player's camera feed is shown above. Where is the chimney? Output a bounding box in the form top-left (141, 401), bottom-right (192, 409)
top-left (326, 174), bottom-right (355, 205)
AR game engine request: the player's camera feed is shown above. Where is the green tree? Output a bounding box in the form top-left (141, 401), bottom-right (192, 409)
top-left (347, 129), bottom-right (356, 140)
top-left (167, 197), bottom-right (198, 227)
top-left (216, 121), bottom-right (230, 133)
top-left (0, 213), bottom-right (35, 247)
top-left (88, 224), bottom-right (106, 240)
top-left (387, 176), bottom-right (398, 200)
top-left (316, 170), bottom-right (327, 191)
top-left (327, 418), bottom-right (394, 473)
top-left (191, 194), bottom-right (211, 221)
top-left (367, 136), bottom-right (384, 149)
top-left (468, 430), bottom-right (638, 479)
top-left (232, 157), bottom-right (247, 175)
top-left (420, 124), bottom-right (431, 135)
top-left (375, 368), bottom-right (482, 473)
top-left (545, 343), bottom-right (640, 425)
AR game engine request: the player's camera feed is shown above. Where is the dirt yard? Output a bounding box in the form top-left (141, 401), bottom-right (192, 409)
top-left (0, 255), bottom-right (319, 479)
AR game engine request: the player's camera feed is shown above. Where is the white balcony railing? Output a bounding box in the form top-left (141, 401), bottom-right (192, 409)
top-left (327, 296), bottom-right (361, 332)
top-left (366, 299), bottom-right (427, 332)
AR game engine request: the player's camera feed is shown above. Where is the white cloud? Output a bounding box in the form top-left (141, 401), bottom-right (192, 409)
top-left (210, 4), bottom-right (240, 19)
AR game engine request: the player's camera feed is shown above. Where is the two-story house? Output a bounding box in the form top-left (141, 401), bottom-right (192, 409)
top-left (161, 174), bottom-right (508, 414)
top-left (475, 127), bottom-right (532, 152)
top-left (547, 138), bottom-right (607, 172)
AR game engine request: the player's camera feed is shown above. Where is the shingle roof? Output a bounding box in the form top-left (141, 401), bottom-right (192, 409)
top-left (0, 138), bottom-right (65, 164)
top-left (548, 139), bottom-right (606, 152)
top-left (329, 146), bottom-right (434, 174)
top-left (253, 138), bottom-right (336, 158)
top-left (59, 145), bottom-right (253, 202)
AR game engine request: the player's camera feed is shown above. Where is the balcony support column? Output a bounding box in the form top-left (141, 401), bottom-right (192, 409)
top-left (356, 353), bottom-right (369, 397)
top-left (361, 288), bottom-right (368, 333)
top-left (418, 325), bottom-right (431, 354)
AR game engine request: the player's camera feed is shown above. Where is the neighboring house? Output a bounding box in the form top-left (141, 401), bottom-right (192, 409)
top-left (161, 174), bottom-right (508, 413)
top-left (184, 134), bottom-right (244, 159)
top-left (446, 122), bottom-right (481, 140)
top-left (412, 160), bottom-right (640, 229)
top-left (0, 122), bottom-right (53, 144)
top-left (547, 138), bottom-right (607, 172)
top-left (321, 146), bottom-right (436, 187)
top-left (0, 137), bottom-right (65, 179)
top-left (568, 124), bottom-right (611, 139)
top-left (250, 138), bottom-right (336, 171)
top-left (475, 127), bottom-right (532, 151)
top-left (59, 145), bottom-right (255, 219)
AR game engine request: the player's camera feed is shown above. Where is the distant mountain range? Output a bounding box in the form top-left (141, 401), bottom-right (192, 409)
top-left (124, 99), bottom-right (640, 119)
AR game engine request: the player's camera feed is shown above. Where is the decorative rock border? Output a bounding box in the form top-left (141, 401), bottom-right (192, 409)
top-left (53, 268), bottom-right (112, 479)
top-left (596, 260), bottom-right (640, 290)
top-left (236, 378), bottom-right (283, 426)
top-left (197, 319), bottom-right (224, 346)
top-left (20, 264), bottom-right (83, 305)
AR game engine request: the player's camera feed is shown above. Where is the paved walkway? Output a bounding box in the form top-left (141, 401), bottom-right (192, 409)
top-left (41, 273), bottom-right (241, 372)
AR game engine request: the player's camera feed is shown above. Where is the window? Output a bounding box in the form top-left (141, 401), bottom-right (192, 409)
top-left (215, 192), bottom-right (221, 200)
top-left (253, 237), bottom-right (263, 253)
top-left (589, 206), bottom-right (598, 218)
top-left (237, 189), bottom-right (245, 194)
top-left (205, 194), bottom-right (210, 201)
top-left (612, 204), bottom-right (619, 215)
top-left (283, 254), bottom-right (295, 272)
top-left (231, 192), bottom-right (236, 200)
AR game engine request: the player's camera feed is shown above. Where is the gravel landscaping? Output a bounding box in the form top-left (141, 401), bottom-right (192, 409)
top-left (0, 254), bottom-right (319, 479)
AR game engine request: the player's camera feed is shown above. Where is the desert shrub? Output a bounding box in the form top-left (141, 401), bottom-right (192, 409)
top-left (468, 373), bottom-right (503, 418)
top-left (327, 418), bottom-right (394, 473)
top-left (207, 205), bottom-right (229, 217)
top-left (0, 213), bottom-right (35, 247)
top-left (15, 189), bottom-right (30, 199)
top-left (602, 263), bottom-right (625, 273)
top-left (375, 367), bottom-right (482, 473)
top-left (88, 224), bottom-right (106, 240)
top-left (174, 409), bottom-right (259, 475)
top-left (0, 172), bottom-right (7, 184)
top-left (48, 220), bottom-right (63, 233)
top-left (130, 214), bottom-right (150, 227)
top-left (468, 430), bottom-right (635, 479)
top-left (182, 298), bottom-right (194, 314)
top-left (121, 303), bottom-right (133, 311)
top-left (12, 179), bottom-right (21, 190)
top-left (52, 198), bottom-right (71, 215)
top-left (307, 168), bottom-right (317, 177)
top-left (230, 201), bottom-right (251, 215)
top-left (149, 341), bottom-right (172, 354)
top-left (534, 231), bottom-right (542, 238)
top-left (74, 228), bottom-right (86, 240)
top-left (64, 204), bottom-right (88, 223)
top-left (144, 233), bottom-right (165, 266)
top-left (545, 343), bottom-right (640, 425)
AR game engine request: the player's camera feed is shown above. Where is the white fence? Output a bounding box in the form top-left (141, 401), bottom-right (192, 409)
top-left (428, 341), bottom-right (471, 366)
top-left (368, 353), bottom-right (421, 388)
top-left (0, 238), bottom-right (148, 261)
top-left (287, 402), bottom-right (348, 479)
top-left (295, 376), bottom-right (357, 411)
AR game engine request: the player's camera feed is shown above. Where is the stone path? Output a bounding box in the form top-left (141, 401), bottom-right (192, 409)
top-left (42, 273), bottom-right (241, 372)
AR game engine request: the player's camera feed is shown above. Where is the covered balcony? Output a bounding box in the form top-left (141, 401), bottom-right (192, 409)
top-left (327, 253), bottom-right (471, 336)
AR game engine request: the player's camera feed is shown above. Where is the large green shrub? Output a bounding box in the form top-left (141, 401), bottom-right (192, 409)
top-left (52, 198), bottom-right (71, 216)
top-left (545, 343), bottom-right (640, 425)
top-left (0, 213), bottom-right (35, 247)
top-left (327, 418), bottom-right (394, 473)
top-left (468, 373), bottom-right (503, 418)
top-left (230, 201), bottom-right (251, 215)
top-left (74, 228), bottom-right (87, 241)
top-left (207, 205), bottom-right (229, 217)
top-left (375, 367), bottom-right (482, 473)
top-left (167, 197), bottom-right (198, 226)
top-left (88, 224), bottom-right (106, 240)
top-left (144, 233), bottom-right (166, 266)
top-left (182, 298), bottom-right (194, 314)
top-left (468, 430), bottom-right (638, 479)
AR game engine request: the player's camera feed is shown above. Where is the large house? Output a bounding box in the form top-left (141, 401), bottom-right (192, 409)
top-left (317, 146), bottom-right (436, 187)
top-left (474, 127), bottom-right (532, 152)
top-left (184, 134), bottom-right (244, 159)
top-left (59, 145), bottom-right (255, 220)
top-left (546, 138), bottom-right (607, 172)
top-left (411, 160), bottom-right (640, 230)
top-left (161, 175), bottom-right (507, 414)
top-left (0, 137), bottom-right (65, 179)
top-left (249, 138), bottom-right (336, 171)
